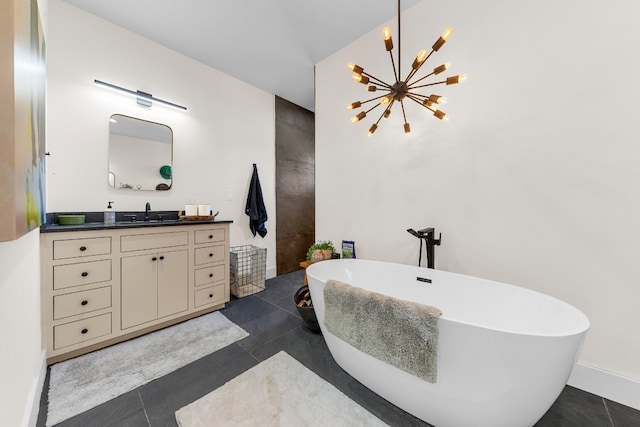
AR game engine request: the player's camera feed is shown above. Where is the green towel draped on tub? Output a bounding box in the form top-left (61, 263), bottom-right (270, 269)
top-left (323, 279), bottom-right (442, 383)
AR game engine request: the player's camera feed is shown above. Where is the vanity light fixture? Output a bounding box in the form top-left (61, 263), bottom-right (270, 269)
top-left (347, 0), bottom-right (466, 136)
top-left (94, 79), bottom-right (187, 111)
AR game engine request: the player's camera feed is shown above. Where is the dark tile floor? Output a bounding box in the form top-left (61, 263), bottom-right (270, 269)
top-left (37, 269), bottom-right (640, 427)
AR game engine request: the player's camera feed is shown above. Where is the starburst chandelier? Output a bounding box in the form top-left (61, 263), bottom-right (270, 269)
top-left (347, 0), bottom-right (466, 136)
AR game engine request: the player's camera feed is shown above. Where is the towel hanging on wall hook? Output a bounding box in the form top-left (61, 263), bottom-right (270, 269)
top-left (245, 163), bottom-right (268, 237)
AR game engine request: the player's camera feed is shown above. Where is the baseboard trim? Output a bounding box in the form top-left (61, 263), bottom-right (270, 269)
top-left (568, 362), bottom-right (640, 411)
top-left (266, 267), bottom-right (277, 280)
top-left (24, 350), bottom-right (47, 427)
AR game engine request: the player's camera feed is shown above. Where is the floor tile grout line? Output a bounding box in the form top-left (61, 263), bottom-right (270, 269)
top-left (137, 390), bottom-right (152, 427)
top-left (602, 397), bottom-right (615, 426)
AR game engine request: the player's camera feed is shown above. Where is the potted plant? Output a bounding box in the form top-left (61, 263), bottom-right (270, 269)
top-left (306, 240), bottom-right (335, 263)
top-left (294, 241), bottom-right (335, 333)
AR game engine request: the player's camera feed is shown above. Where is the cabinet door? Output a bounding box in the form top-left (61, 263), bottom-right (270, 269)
top-left (121, 253), bottom-right (158, 329)
top-left (157, 249), bottom-right (188, 318)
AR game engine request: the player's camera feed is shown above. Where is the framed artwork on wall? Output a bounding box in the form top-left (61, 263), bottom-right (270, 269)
top-left (0, 0), bottom-right (46, 242)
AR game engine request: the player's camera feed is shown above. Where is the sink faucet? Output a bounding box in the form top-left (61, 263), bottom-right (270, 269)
top-left (145, 202), bottom-right (151, 221)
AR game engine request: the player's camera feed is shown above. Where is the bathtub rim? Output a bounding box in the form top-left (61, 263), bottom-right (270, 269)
top-left (306, 258), bottom-right (590, 338)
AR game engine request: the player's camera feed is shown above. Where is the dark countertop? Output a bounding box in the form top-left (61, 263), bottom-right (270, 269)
top-left (40, 211), bottom-right (232, 233)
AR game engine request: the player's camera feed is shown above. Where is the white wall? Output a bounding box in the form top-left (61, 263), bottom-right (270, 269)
top-left (0, 231), bottom-right (45, 427)
top-left (46, 0), bottom-right (277, 272)
top-left (316, 0), bottom-right (640, 406)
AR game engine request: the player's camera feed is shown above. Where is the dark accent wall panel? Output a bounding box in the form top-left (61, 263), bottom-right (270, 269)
top-left (275, 96), bottom-right (315, 275)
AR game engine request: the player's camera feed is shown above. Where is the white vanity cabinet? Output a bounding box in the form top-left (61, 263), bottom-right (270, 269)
top-left (40, 222), bottom-right (231, 363)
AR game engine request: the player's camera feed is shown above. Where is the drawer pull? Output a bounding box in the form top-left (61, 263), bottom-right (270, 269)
top-left (152, 257), bottom-right (157, 261)
top-left (79, 246), bottom-right (87, 252)
top-left (81, 300), bottom-right (88, 306)
top-left (209, 294), bottom-right (213, 298)
top-left (159, 256), bottom-right (165, 260)
top-left (209, 273), bottom-right (213, 278)
top-left (81, 328), bottom-right (88, 334)
top-left (209, 235), bottom-right (213, 239)
top-left (209, 253), bottom-right (213, 257)
top-left (81, 271), bottom-right (88, 277)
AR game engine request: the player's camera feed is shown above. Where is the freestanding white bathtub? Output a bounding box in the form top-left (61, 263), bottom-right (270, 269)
top-left (306, 259), bottom-right (589, 427)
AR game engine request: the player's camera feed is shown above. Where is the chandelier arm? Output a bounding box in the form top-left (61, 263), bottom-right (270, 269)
top-left (406, 92), bottom-right (428, 102)
top-left (408, 71), bottom-right (438, 88)
top-left (362, 72), bottom-right (394, 89)
top-left (400, 100), bottom-right (408, 124)
top-left (397, 0), bottom-right (401, 80)
top-left (409, 80), bottom-right (447, 90)
top-left (360, 94), bottom-right (391, 105)
top-left (389, 51), bottom-right (399, 83)
top-left (404, 50), bottom-right (436, 84)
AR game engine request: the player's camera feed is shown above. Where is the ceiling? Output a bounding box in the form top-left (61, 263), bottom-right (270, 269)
top-left (63, 0), bottom-right (422, 111)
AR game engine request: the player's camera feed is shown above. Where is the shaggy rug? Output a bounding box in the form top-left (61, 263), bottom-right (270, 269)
top-left (175, 351), bottom-right (389, 427)
top-left (47, 312), bottom-right (248, 426)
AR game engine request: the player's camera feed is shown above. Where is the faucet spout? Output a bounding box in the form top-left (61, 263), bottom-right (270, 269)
top-left (145, 202), bottom-right (151, 221)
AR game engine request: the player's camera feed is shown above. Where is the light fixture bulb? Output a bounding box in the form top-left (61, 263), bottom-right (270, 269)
top-left (384, 109), bottom-right (391, 119)
top-left (411, 49), bottom-right (429, 70)
top-left (347, 62), bottom-right (364, 74)
top-left (434, 110), bottom-right (448, 120)
top-left (434, 62), bottom-right (451, 75)
top-left (446, 74), bottom-right (467, 85)
top-left (432, 27), bottom-right (453, 51)
top-left (368, 124), bottom-right (378, 136)
top-left (367, 85), bottom-right (377, 92)
top-left (441, 27), bottom-right (453, 41)
top-left (381, 95), bottom-right (392, 105)
top-left (347, 101), bottom-right (362, 110)
top-left (404, 123), bottom-right (411, 134)
top-left (428, 94), bottom-right (447, 104)
top-left (382, 26), bottom-right (394, 51)
top-left (351, 111), bottom-right (367, 124)
top-left (352, 73), bottom-right (370, 84)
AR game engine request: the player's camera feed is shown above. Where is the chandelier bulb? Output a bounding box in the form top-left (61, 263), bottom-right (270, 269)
top-left (352, 73), bottom-right (370, 85)
top-left (428, 94), bottom-right (447, 104)
top-left (347, 101), bottom-right (362, 110)
top-left (446, 74), bottom-right (467, 85)
top-left (404, 123), bottom-right (411, 134)
top-left (434, 110), bottom-right (448, 120)
top-left (380, 95), bottom-right (393, 106)
top-left (384, 109), bottom-right (391, 119)
top-left (432, 27), bottom-right (453, 51)
top-left (347, 62), bottom-right (364, 74)
top-left (368, 124), bottom-right (378, 136)
top-left (441, 27), bottom-right (453, 41)
top-left (382, 26), bottom-right (394, 51)
top-left (351, 111), bottom-right (367, 124)
top-left (367, 85), bottom-right (377, 92)
top-left (412, 49), bottom-right (429, 70)
top-left (434, 62), bottom-right (452, 75)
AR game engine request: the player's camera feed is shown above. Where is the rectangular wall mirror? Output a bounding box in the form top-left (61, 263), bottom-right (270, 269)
top-left (108, 114), bottom-right (173, 191)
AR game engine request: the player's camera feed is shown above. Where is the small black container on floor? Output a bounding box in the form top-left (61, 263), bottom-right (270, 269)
top-left (294, 285), bottom-right (321, 333)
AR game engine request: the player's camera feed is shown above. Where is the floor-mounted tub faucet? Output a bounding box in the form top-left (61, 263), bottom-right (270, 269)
top-left (145, 202), bottom-right (151, 221)
top-left (407, 227), bottom-right (441, 269)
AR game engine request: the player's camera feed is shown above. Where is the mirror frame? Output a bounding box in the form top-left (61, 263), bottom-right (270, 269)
top-left (108, 114), bottom-right (173, 191)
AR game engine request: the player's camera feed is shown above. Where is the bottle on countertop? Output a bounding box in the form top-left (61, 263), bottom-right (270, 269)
top-left (104, 201), bottom-right (116, 225)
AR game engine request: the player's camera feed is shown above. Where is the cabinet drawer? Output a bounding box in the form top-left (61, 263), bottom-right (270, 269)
top-left (194, 265), bottom-right (226, 287)
top-left (54, 313), bottom-right (112, 350)
top-left (194, 245), bottom-right (225, 265)
top-left (53, 237), bottom-right (111, 260)
top-left (53, 259), bottom-right (112, 290)
top-left (194, 228), bottom-right (226, 244)
top-left (120, 231), bottom-right (188, 252)
top-left (53, 286), bottom-right (112, 320)
top-left (194, 284), bottom-right (226, 307)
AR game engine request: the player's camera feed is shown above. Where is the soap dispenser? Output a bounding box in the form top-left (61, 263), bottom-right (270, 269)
top-left (104, 201), bottom-right (116, 225)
